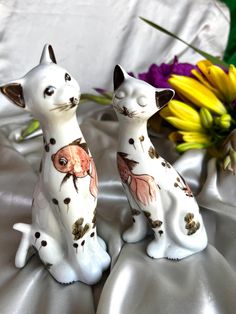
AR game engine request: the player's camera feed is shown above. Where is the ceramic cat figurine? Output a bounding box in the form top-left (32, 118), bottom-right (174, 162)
top-left (0, 45), bottom-right (110, 284)
top-left (113, 65), bottom-right (208, 260)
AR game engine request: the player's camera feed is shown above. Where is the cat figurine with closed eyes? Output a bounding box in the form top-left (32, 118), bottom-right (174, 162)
top-left (0, 44), bottom-right (110, 284)
top-left (113, 65), bottom-right (207, 260)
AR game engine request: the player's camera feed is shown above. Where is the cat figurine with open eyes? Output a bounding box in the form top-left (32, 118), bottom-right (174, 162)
top-left (112, 65), bottom-right (207, 260)
top-left (0, 44), bottom-right (110, 284)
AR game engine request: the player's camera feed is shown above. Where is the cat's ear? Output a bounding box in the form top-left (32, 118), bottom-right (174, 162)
top-left (0, 81), bottom-right (25, 108)
top-left (155, 89), bottom-right (174, 109)
top-left (40, 44), bottom-right (57, 64)
top-left (113, 65), bottom-right (128, 90)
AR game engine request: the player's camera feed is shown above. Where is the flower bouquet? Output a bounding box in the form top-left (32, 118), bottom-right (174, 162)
top-left (141, 58), bottom-right (236, 173)
top-left (80, 18), bottom-right (236, 175)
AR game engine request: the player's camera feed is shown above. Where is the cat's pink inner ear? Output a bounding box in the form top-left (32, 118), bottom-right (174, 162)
top-left (155, 89), bottom-right (174, 109)
top-left (0, 83), bottom-right (25, 108)
top-left (113, 65), bottom-right (126, 90)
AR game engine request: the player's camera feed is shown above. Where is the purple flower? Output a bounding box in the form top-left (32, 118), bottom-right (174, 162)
top-left (138, 57), bottom-right (195, 89)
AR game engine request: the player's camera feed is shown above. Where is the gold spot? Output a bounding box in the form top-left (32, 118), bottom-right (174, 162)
top-left (148, 146), bottom-right (159, 159)
top-left (184, 213), bottom-right (194, 223)
top-left (184, 213), bottom-right (200, 235)
top-left (72, 219), bottom-right (90, 240)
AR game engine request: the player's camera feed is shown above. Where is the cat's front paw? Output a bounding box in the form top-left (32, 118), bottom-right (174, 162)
top-left (146, 238), bottom-right (166, 259)
top-left (123, 214), bottom-right (148, 243)
top-left (72, 235), bottom-right (110, 285)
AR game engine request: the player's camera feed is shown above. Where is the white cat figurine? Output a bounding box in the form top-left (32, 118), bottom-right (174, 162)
top-left (113, 65), bottom-right (207, 260)
top-left (0, 45), bottom-right (110, 284)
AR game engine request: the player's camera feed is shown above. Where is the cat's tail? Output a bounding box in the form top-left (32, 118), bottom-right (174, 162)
top-left (13, 223), bottom-right (32, 268)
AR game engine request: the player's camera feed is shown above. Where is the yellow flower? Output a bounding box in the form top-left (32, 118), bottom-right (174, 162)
top-left (168, 100), bottom-right (200, 122)
top-left (168, 75), bottom-right (227, 115)
top-left (160, 100), bottom-right (215, 152)
top-left (192, 60), bottom-right (236, 103)
top-left (165, 117), bottom-right (204, 132)
top-left (191, 68), bottom-right (222, 99)
top-left (160, 100), bottom-right (204, 132)
top-left (168, 131), bottom-right (212, 152)
top-left (178, 131), bottom-right (212, 144)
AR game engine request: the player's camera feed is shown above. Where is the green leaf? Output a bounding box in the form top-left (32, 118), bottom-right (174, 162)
top-left (140, 17), bottom-right (229, 68)
top-left (20, 119), bottom-right (40, 140)
top-left (81, 93), bottom-right (112, 105)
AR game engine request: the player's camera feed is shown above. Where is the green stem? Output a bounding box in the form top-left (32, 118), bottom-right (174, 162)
top-left (139, 17), bottom-right (229, 68)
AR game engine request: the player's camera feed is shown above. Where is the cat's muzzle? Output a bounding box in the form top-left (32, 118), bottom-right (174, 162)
top-left (50, 96), bottom-right (80, 112)
top-left (69, 97), bottom-right (80, 108)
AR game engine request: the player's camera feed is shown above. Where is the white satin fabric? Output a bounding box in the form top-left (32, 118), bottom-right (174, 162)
top-left (0, 1), bottom-right (235, 314)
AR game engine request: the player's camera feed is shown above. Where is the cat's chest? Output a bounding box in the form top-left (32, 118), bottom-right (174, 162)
top-left (117, 133), bottom-right (183, 191)
top-left (40, 134), bottom-right (94, 187)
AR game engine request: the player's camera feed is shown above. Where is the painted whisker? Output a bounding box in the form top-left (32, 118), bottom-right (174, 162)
top-left (50, 101), bottom-right (78, 112)
top-left (113, 104), bottom-right (139, 118)
top-left (50, 104), bottom-right (69, 111)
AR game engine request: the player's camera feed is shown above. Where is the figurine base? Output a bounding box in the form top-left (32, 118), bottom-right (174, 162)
top-left (14, 223), bottom-right (110, 285)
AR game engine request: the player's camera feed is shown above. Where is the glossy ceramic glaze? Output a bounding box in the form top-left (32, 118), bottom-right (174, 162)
top-left (113, 65), bottom-right (208, 260)
top-left (0, 45), bottom-right (110, 284)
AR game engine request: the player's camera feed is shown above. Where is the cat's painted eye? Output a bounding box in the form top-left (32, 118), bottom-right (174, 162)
top-left (65, 73), bottom-right (71, 81)
top-left (137, 96), bottom-right (147, 107)
top-left (115, 91), bottom-right (126, 99)
top-left (44, 86), bottom-right (55, 97)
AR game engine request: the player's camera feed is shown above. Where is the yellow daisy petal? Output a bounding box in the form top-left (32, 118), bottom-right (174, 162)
top-left (168, 75), bottom-right (226, 115)
top-left (197, 60), bottom-right (213, 71)
top-left (208, 65), bottom-right (231, 102)
top-left (228, 64), bottom-right (236, 101)
top-left (168, 100), bottom-right (200, 123)
top-left (179, 131), bottom-right (211, 144)
top-left (191, 69), bottom-right (222, 99)
top-left (196, 60), bottom-right (236, 102)
top-left (165, 117), bottom-right (204, 132)
top-left (196, 60), bottom-right (216, 86)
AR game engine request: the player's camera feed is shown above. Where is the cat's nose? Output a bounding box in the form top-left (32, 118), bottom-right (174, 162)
top-left (69, 96), bottom-right (79, 107)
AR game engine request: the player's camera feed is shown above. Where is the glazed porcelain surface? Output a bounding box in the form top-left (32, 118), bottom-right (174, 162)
top-left (112, 65), bottom-right (208, 260)
top-left (0, 45), bottom-right (110, 284)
